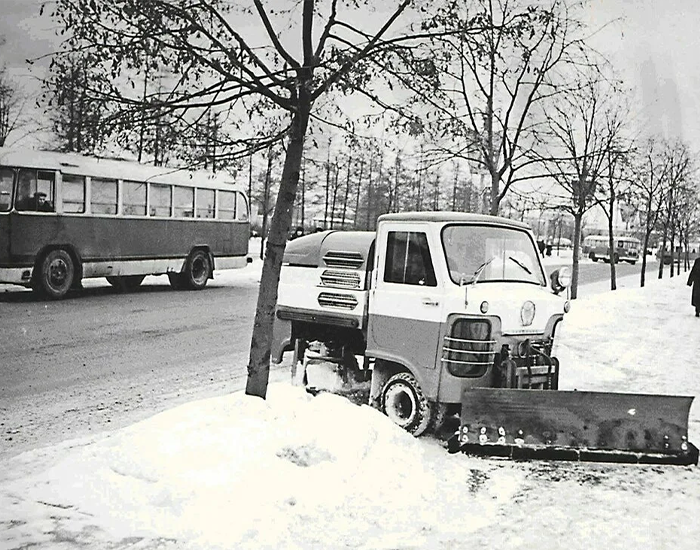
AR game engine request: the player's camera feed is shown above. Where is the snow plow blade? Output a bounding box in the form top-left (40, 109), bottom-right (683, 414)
top-left (448, 388), bottom-right (697, 466)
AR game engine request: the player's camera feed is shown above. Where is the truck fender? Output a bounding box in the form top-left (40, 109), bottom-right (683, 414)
top-left (369, 359), bottom-right (432, 409)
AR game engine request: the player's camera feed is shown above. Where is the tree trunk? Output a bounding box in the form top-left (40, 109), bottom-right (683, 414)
top-left (260, 146), bottom-right (273, 260)
top-left (606, 207), bottom-right (617, 291)
top-left (245, 107), bottom-right (309, 399)
top-left (354, 158), bottom-right (364, 229)
top-left (570, 212), bottom-right (584, 300)
top-left (341, 158), bottom-right (351, 228)
top-left (489, 170), bottom-right (500, 215)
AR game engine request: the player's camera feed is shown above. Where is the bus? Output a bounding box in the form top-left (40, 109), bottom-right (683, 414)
top-left (0, 148), bottom-right (251, 298)
top-left (582, 234), bottom-right (640, 264)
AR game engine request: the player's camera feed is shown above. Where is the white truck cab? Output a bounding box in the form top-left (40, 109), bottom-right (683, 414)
top-left (272, 212), bottom-right (571, 436)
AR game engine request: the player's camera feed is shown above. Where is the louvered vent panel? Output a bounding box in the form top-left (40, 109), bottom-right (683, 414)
top-left (317, 292), bottom-right (358, 310)
top-left (323, 250), bottom-right (364, 269)
top-left (320, 270), bottom-right (361, 289)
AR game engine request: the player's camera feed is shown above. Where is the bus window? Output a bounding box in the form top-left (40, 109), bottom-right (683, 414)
top-left (196, 188), bottom-right (215, 219)
top-left (174, 186), bottom-right (194, 218)
top-left (16, 169), bottom-right (55, 212)
top-left (123, 181), bottom-right (146, 216)
top-left (0, 168), bottom-right (12, 212)
top-left (62, 174), bottom-right (86, 213)
top-left (150, 183), bottom-right (171, 217)
top-left (91, 178), bottom-right (117, 215)
top-left (236, 191), bottom-right (249, 221)
top-left (218, 190), bottom-right (236, 220)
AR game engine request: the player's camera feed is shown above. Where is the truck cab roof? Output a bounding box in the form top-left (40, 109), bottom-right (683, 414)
top-left (378, 211), bottom-right (530, 230)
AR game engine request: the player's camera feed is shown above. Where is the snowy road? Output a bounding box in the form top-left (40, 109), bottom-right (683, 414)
top-left (0, 262), bottom-right (291, 460)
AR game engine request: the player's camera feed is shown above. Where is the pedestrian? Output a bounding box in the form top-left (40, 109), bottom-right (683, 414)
top-left (688, 257), bottom-right (700, 317)
top-left (537, 239), bottom-right (546, 257)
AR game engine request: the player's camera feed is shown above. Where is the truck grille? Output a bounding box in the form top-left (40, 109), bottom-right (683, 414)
top-left (323, 251), bottom-right (364, 269)
top-left (441, 319), bottom-right (496, 377)
top-left (320, 269), bottom-right (361, 289)
top-left (317, 292), bottom-right (359, 310)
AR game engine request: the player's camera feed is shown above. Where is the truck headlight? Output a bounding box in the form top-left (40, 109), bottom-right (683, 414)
top-left (556, 266), bottom-right (571, 288)
top-left (520, 301), bottom-right (536, 326)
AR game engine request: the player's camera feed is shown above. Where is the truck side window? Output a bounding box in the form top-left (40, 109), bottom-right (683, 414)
top-left (384, 231), bottom-right (437, 287)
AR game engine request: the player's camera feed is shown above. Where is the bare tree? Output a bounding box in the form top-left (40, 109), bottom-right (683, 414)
top-left (630, 138), bottom-right (672, 287)
top-left (655, 141), bottom-right (692, 280)
top-left (0, 66), bottom-right (26, 147)
top-left (47, 0), bottom-right (423, 398)
top-left (409, 0), bottom-right (590, 214)
top-left (537, 72), bottom-right (628, 299)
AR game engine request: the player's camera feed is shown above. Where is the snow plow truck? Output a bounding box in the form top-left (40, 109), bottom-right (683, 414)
top-left (271, 212), bottom-right (697, 465)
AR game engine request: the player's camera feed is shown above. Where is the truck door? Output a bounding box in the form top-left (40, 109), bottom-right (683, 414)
top-left (366, 224), bottom-right (443, 396)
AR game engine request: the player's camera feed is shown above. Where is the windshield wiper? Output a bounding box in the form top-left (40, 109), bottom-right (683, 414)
top-left (471, 256), bottom-right (496, 284)
top-left (508, 255), bottom-right (532, 275)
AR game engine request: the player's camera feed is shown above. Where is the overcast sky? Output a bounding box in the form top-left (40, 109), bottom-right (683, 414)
top-left (1, 0), bottom-right (700, 149)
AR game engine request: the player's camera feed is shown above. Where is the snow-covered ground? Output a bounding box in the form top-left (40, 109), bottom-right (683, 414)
top-left (2, 262), bottom-right (699, 550)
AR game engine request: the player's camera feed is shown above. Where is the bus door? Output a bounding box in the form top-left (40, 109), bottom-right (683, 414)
top-left (9, 169), bottom-right (58, 258)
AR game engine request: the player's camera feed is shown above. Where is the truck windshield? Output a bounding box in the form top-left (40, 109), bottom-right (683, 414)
top-left (442, 224), bottom-right (546, 286)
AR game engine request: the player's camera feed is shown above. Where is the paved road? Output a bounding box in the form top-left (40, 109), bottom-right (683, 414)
top-left (0, 268), bottom-right (289, 459)
top-left (545, 254), bottom-right (662, 290)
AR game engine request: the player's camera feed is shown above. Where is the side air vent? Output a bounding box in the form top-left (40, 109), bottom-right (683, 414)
top-left (320, 269), bottom-right (361, 289)
top-left (317, 292), bottom-right (358, 310)
top-left (323, 250), bottom-right (364, 269)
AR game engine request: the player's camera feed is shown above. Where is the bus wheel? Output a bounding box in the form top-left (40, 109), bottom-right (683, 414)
top-left (381, 372), bottom-right (432, 436)
top-left (35, 249), bottom-right (74, 299)
top-left (107, 275), bottom-right (145, 292)
top-left (184, 250), bottom-right (211, 290)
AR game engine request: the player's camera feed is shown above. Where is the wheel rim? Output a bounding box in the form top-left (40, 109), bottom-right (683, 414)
top-left (47, 257), bottom-right (69, 290)
top-left (191, 255), bottom-right (209, 285)
top-left (385, 384), bottom-right (416, 427)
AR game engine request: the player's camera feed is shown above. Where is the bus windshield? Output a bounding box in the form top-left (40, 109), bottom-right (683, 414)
top-left (0, 168), bottom-right (12, 212)
top-left (442, 225), bottom-right (546, 286)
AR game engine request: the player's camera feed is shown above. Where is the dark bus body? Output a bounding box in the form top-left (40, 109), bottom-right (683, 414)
top-left (0, 148), bottom-right (250, 298)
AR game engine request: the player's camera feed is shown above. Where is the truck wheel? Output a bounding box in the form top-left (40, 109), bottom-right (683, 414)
top-left (107, 275), bottom-right (145, 292)
top-left (381, 372), bottom-right (432, 436)
top-left (34, 249), bottom-right (74, 299)
top-left (184, 250), bottom-right (211, 290)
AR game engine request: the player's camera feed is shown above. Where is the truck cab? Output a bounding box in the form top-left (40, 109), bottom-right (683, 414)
top-left (273, 212), bottom-right (571, 435)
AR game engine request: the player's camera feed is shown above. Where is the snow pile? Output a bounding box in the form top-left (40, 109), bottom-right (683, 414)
top-left (2, 273), bottom-right (700, 550)
top-left (1, 387), bottom-right (525, 549)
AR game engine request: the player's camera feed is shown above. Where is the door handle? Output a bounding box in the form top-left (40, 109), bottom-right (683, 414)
top-left (422, 298), bottom-right (439, 307)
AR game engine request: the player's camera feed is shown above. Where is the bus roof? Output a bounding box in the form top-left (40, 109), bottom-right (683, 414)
top-left (585, 234), bottom-right (640, 242)
top-left (0, 147), bottom-right (243, 190)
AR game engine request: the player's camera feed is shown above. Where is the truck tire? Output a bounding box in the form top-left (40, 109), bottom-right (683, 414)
top-left (183, 249), bottom-right (211, 290)
top-left (34, 249), bottom-right (74, 299)
top-left (381, 372), bottom-right (432, 436)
